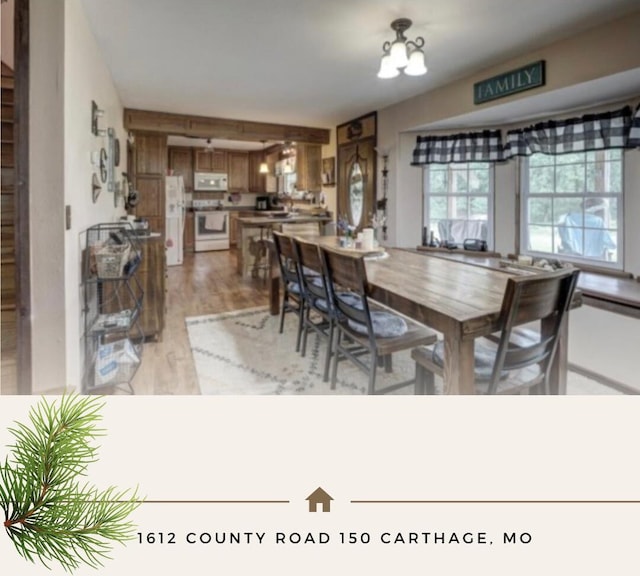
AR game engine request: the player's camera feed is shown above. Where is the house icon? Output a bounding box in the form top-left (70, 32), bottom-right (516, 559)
top-left (306, 487), bottom-right (333, 513)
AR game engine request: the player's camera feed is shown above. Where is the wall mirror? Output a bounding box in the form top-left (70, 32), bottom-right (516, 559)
top-left (348, 149), bottom-right (364, 228)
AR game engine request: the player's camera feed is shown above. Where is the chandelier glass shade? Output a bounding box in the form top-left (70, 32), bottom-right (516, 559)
top-left (378, 18), bottom-right (427, 79)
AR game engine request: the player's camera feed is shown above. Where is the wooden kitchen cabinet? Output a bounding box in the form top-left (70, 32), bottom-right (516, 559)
top-left (248, 150), bottom-right (266, 193)
top-left (131, 132), bottom-right (167, 236)
top-left (184, 211), bottom-right (195, 252)
top-left (168, 146), bottom-right (194, 192)
top-left (227, 151), bottom-right (249, 193)
top-left (134, 133), bottom-right (167, 176)
top-left (137, 236), bottom-right (166, 340)
top-left (296, 143), bottom-right (322, 192)
top-left (194, 149), bottom-right (227, 172)
top-left (229, 212), bottom-right (239, 248)
top-left (134, 175), bottom-right (165, 235)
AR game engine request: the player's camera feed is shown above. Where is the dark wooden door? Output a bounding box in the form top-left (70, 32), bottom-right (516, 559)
top-left (337, 138), bottom-right (376, 231)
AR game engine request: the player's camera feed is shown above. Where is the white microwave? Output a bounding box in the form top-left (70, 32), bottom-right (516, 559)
top-left (194, 172), bottom-right (228, 191)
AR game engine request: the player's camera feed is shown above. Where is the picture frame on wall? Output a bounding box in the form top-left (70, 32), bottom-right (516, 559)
top-left (322, 157), bottom-right (336, 186)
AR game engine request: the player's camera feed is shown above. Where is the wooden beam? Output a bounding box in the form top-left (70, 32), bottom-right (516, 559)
top-left (124, 108), bottom-right (330, 145)
top-left (15, 0), bottom-right (32, 394)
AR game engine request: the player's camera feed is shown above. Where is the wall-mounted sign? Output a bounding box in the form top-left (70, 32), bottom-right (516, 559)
top-left (474, 60), bottom-right (545, 105)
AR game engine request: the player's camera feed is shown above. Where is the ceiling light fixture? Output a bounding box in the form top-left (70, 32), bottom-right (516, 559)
top-left (203, 138), bottom-right (214, 152)
top-left (259, 141), bottom-right (269, 174)
top-left (377, 18), bottom-right (427, 79)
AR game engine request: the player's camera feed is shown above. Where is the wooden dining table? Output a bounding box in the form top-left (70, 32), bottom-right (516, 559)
top-left (268, 236), bottom-right (577, 395)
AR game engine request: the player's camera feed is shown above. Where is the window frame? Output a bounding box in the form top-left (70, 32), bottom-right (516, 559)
top-left (422, 162), bottom-right (495, 250)
top-left (519, 150), bottom-right (624, 270)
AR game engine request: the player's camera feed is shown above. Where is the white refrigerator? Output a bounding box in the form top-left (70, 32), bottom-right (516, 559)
top-left (165, 175), bottom-right (186, 266)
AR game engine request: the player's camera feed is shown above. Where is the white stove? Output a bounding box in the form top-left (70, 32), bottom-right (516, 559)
top-left (192, 200), bottom-right (230, 251)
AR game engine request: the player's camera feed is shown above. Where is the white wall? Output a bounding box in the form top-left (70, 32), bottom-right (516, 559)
top-left (30, 0), bottom-right (66, 392)
top-left (64, 0), bottom-right (127, 390)
top-left (29, 0), bottom-right (126, 393)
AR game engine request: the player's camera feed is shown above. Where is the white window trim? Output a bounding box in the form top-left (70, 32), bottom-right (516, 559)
top-left (422, 163), bottom-right (495, 250)
top-left (519, 154), bottom-right (624, 271)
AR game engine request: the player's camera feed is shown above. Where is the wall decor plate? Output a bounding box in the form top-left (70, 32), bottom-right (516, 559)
top-left (113, 138), bottom-right (120, 167)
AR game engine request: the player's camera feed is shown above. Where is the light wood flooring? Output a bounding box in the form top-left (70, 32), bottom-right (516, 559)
top-left (130, 249), bottom-right (269, 394)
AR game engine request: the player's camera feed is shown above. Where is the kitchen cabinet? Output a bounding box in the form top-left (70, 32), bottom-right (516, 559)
top-left (168, 146), bottom-right (194, 192)
top-left (131, 132), bottom-right (167, 236)
top-left (133, 175), bottom-right (164, 235)
top-left (295, 143), bottom-right (322, 193)
top-left (134, 133), bottom-right (167, 176)
top-left (184, 211), bottom-right (195, 253)
top-left (194, 149), bottom-right (227, 172)
top-left (248, 150), bottom-right (266, 193)
top-left (229, 212), bottom-right (239, 248)
top-left (227, 151), bottom-right (249, 193)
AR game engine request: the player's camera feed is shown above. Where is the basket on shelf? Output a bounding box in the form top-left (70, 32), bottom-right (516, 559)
top-left (95, 244), bottom-right (131, 278)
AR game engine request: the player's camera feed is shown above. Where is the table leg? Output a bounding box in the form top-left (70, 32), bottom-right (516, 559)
top-left (268, 243), bottom-right (280, 316)
top-left (443, 335), bottom-right (475, 395)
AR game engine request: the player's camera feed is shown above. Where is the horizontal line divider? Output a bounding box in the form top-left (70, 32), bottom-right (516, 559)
top-left (351, 500), bottom-right (640, 504)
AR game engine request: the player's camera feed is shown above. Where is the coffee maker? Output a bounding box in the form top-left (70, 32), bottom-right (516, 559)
top-left (255, 196), bottom-right (269, 210)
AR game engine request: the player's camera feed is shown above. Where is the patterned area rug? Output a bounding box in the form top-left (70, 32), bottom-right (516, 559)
top-left (186, 307), bottom-right (618, 395)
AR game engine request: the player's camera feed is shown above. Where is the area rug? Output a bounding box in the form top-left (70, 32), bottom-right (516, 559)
top-left (186, 306), bottom-right (618, 395)
top-left (186, 306), bottom-right (417, 395)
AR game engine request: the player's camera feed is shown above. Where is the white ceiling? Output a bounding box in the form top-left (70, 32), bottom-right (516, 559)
top-left (81, 0), bottom-right (640, 132)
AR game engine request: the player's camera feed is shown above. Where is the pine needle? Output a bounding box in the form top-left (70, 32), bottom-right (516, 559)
top-left (1, 395), bottom-right (143, 572)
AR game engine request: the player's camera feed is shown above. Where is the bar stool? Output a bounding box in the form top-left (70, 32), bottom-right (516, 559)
top-left (249, 226), bottom-right (271, 280)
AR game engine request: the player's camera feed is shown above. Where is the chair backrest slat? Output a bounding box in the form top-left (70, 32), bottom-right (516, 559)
top-left (294, 238), bottom-right (329, 303)
top-left (319, 246), bottom-right (373, 335)
top-left (272, 231), bottom-right (300, 285)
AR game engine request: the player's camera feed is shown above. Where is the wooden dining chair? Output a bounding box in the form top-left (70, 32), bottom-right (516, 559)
top-left (412, 267), bottom-right (580, 395)
top-left (293, 238), bottom-right (337, 382)
top-left (271, 231), bottom-right (306, 352)
top-left (320, 246), bottom-right (438, 395)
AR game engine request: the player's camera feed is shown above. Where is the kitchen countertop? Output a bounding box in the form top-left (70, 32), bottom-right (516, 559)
top-left (236, 214), bottom-right (331, 225)
top-left (188, 206), bottom-right (286, 213)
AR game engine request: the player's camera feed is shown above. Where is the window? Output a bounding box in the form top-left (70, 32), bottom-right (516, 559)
top-left (521, 150), bottom-right (623, 267)
top-left (423, 162), bottom-right (494, 247)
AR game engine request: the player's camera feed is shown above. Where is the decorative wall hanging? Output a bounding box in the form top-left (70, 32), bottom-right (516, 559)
top-left (99, 148), bottom-right (108, 183)
top-left (91, 100), bottom-right (105, 136)
top-left (322, 157), bottom-right (336, 186)
top-left (91, 173), bottom-right (101, 203)
top-left (377, 153), bottom-right (389, 241)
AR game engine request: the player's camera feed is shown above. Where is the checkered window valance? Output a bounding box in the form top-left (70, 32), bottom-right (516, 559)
top-left (504, 106), bottom-right (635, 157)
top-left (629, 104), bottom-right (640, 147)
top-left (411, 130), bottom-right (506, 165)
top-left (412, 104), bottom-right (640, 166)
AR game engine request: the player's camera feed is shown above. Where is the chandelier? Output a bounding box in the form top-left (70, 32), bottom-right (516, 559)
top-left (377, 18), bottom-right (427, 79)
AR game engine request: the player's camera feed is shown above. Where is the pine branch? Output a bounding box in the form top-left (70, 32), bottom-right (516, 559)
top-left (1, 395), bottom-right (143, 572)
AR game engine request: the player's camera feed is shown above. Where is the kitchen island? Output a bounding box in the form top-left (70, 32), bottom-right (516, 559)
top-left (236, 214), bottom-right (332, 278)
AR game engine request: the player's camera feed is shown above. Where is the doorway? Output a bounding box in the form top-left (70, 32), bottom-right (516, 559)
top-left (1, 0), bottom-right (31, 394)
